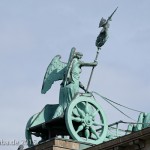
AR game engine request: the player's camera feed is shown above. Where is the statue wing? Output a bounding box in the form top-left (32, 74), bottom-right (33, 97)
top-left (41, 55), bottom-right (67, 94)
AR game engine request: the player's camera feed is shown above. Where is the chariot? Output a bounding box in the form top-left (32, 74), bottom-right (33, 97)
top-left (25, 48), bottom-right (109, 147)
top-left (25, 92), bottom-right (109, 147)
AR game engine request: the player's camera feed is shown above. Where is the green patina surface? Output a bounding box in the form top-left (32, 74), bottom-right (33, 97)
top-left (25, 8), bottom-right (120, 148)
top-left (65, 93), bottom-right (108, 145)
top-left (25, 48), bottom-right (99, 147)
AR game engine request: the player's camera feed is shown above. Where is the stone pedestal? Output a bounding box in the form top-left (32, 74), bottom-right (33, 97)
top-left (25, 138), bottom-right (91, 150)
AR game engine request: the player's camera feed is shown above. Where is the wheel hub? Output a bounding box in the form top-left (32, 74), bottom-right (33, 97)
top-left (84, 114), bottom-right (93, 126)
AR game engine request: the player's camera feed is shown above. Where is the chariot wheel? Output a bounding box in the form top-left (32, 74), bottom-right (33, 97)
top-left (65, 93), bottom-right (108, 144)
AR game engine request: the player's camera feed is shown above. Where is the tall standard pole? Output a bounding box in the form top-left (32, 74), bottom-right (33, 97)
top-left (86, 47), bottom-right (100, 92)
top-left (86, 7), bottom-right (118, 92)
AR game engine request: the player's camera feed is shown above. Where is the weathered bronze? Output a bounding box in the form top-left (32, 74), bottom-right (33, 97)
top-left (25, 48), bottom-right (107, 147)
top-left (96, 7), bottom-right (118, 49)
top-left (25, 8), bottom-right (120, 148)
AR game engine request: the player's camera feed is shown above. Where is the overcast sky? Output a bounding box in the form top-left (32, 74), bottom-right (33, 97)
top-left (0, 1), bottom-right (150, 150)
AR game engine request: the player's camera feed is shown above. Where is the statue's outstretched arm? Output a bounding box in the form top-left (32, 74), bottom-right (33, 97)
top-left (80, 61), bottom-right (97, 67)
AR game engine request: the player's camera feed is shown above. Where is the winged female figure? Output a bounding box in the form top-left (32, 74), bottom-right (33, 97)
top-left (41, 47), bottom-right (97, 113)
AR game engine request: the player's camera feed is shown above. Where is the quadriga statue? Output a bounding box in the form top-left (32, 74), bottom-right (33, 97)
top-left (25, 8), bottom-right (118, 147)
top-left (25, 47), bottom-right (97, 147)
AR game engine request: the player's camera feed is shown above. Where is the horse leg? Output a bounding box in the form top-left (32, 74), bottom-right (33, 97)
top-left (25, 117), bottom-right (34, 147)
top-left (25, 128), bottom-right (33, 147)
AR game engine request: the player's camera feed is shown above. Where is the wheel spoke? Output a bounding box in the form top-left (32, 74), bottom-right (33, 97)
top-left (85, 127), bottom-right (90, 140)
top-left (76, 106), bottom-right (85, 118)
top-left (76, 123), bottom-right (85, 133)
top-left (93, 122), bottom-right (104, 126)
top-left (72, 116), bottom-right (82, 122)
top-left (90, 126), bottom-right (99, 139)
top-left (85, 102), bottom-right (89, 114)
top-left (72, 108), bottom-right (80, 117)
top-left (92, 109), bottom-right (99, 117)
